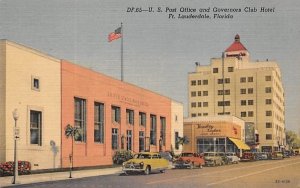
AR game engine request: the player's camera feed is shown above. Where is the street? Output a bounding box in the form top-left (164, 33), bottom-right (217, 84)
top-left (6, 157), bottom-right (300, 188)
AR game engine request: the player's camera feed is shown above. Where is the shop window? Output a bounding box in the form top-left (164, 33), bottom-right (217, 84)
top-left (112, 128), bottom-right (119, 149)
top-left (150, 115), bottom-right (157, 145)
top-left (30, 110), bottom-right (42, 145)
top-left (74, 97), bottom-right (86, 142)
top-left (112, 106), bottom-right (121, 123)
top-left (126, 109), bottom-right (134, 125)
top-left (94, 102), bottom-right (104, 143)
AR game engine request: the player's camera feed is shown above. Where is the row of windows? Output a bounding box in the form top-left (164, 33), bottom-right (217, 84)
top-left (217, 78), bottom-right (231, 84)
top-left (191, 102), bottom-right (209, 108)
top-left (191, 79), bottom-right (208, 86)
top-left (75, 97), bottom-right (166, 150)
top-left (191, 113), bottom-right (209, 117)
top-left (191, 91), bottom-right (208, 97)
top-left (212, 67), bottom-right (234, 73)
top-left (192, 87), bottom-right (272, 97)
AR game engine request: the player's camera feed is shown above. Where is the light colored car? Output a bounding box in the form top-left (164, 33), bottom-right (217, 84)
top-left (122, 152), bottom-right (169, 175)
top-left (226, 152), bottom-right (240, 164)
top-left (203, 152), bottom-right (223, 166)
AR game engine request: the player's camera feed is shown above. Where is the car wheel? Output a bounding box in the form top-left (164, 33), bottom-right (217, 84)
top-left (160, 169), bottom-right (165, 173)
top-left (144, 166), bottom-right (151, 175)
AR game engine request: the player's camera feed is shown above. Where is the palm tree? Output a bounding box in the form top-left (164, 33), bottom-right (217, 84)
top-left (64, 124), bottom-right (80, 178)
top-left (176, 136), bottom-right (190, 146)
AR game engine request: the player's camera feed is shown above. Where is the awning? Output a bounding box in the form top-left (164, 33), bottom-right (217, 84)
top-left (229, 138), bottom-right (250, 150)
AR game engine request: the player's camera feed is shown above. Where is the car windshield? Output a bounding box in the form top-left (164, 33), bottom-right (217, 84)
top-left (134, 154), bottom-right (152, 159)
top-left (181, 153), bottom-right (194, 157)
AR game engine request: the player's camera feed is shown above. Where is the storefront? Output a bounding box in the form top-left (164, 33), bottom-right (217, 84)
top-left (183, 116), bottom-right (250, 154)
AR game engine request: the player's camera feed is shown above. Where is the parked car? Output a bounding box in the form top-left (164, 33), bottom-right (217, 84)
top-left (217, 152), bottom-right (231, 165)
top-left (240, 152), bottom-right (256, 161)
top-left (0, 161), bottom-right (31, 177)
top-left (225, 152), bottom-right (240, 164)
top-left (173, 152), bottom-right (205, 169)
top-left (203, 152), bottom-right (223, 166)
top-left (271, 152), bottom-right (284, 160)
top-left (283, 151), bottom-right (291, 158)
top-left (122, 152), bottom-right (169, 175)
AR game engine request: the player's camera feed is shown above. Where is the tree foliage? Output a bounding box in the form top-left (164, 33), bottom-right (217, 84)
top-left (176, 136), bottom-right (190, 146)
top-left (286, 130), bottom-right (300, 149)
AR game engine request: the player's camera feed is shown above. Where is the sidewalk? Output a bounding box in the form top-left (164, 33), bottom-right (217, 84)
top-left (0, 167), bottom-right (122, 187)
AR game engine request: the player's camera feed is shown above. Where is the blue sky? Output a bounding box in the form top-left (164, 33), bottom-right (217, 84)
top-left (1, 0), bottom-right (299, 132)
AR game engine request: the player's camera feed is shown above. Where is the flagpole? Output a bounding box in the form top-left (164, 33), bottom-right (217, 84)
top-left (121, 22), bottom-right (124, 81)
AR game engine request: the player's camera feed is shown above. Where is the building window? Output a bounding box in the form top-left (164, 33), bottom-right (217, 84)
top-left (139, 112), bottom-right (146, 126)
top-left (127, 130), bottom-right (132, 151)
top-left (197, 102), bottom-right (201, 107)
top-left (241, 100), bottom-right (247, 106)
top-left (203, 102), bottom-right (208, 107)
top-left (248, 100), bottom-right (254, 105)
top-left (248, 88), bottom-right (254, 94)
top-left (197, 80), bottom-right (201, 85)
top-left (150, 115), bottom-right (157, 145)
top-left (112, 106), bottom-right (121, 123)
top-left (203, 113), bottom-right (208, 116)
top-left (248, 111), bottom-right (254, 117)
top-left (266, 111), bottom-right (272, 116)
top-left (74, 98), bottom-right (86, 142)
top-left (218, 79), bottom-right (223, 84)
top-left (266, 134), bottom-right (272, 140)
top-left (175, 132), bottom-right (179, 150)
top-left (191, 113), bottom-right (197, 117)
top-left (31, 76), bottom-right (40, 91)
top-left (228, 67), bottom-right (234, 72)
top-left (30, 110), bottom-right (42, 145)
top-left (160, 117), bottom-right (166, 146)
top-left (203, 91), bottom-right (208, 96)
top-left (218, 101), bottom-right (230, 106)
top-left (213, 68), bottom-right (218, 73)
top-left (191, 102), bottom-right (197, 108)
top-left (191, 80), bottom-right (196, 86)
top-left (198, 113), bottom-right (202, 116)
top-left (198, 91), bottom-right (201, 96)
top-left (266, 122), bottom-right (272, 128)
top-left (139, 131), bottom-right (145, 152)
top-left (248, 77), bottom-right (253, 82)
top-left (240, 89), bottom-right (246, 94)
top-left (126, 109), bottom-right (134, 125)
top-left (266, 99), bottom-right (272, 105)
top-left (191, 91), bottom-right (196, 97)
top-left (225, 90), bottom-right (230, 95)
top-left (240, 77), bottom-right (246, 83)
top-left (112, 128), bottom-right (119, 149)
top-left (241, 112), bottom-right (247, 117)
top-left (265, 87), bottom-right (272, 93)
top-left (265, 76), bottom-right (272, 81)
top-left (203, 80), bottom-right (208, 85)
top-left (94, 102), bottom-right (104, 143)
top-left (218, 90), bottom-right (223, 95)
top-left (225, 78), bottom-right (230, 83)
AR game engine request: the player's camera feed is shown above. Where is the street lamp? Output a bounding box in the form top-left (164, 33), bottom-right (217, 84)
top-left (12, 109), bottom-right (19, 184)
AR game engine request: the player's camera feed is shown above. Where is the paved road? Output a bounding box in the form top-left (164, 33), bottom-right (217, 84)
top-left (6, 157), bottom-right (300, 188)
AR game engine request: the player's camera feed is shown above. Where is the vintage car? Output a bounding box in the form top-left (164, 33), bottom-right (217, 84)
top-left (225, 152), bottom-right (240, 164)
top-left (122, 152), bottom-right (169, 175)
top-left (217, 152), bottom-right (231, 165)
top-left (203, 152), bottom-right (223, 166)
top-left (240, 152), bottom-right (256, 161)
top-left (271, 152), bottom-right (284, 160)
top-left (173, 152), bottom-right (205, 169)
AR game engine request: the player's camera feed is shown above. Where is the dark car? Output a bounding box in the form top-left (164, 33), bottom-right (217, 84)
top-left (240, 152), bottom-right (255, 161)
